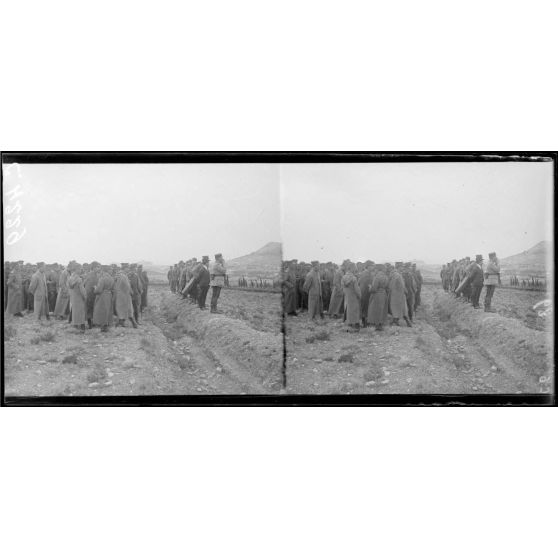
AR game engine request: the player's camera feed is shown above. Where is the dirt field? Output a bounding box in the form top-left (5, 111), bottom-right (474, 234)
top-left (3, 285), bottom-right (284, 398)
top-left (4, 281), bottom-right (553, 399)
top-left (284, 284), bottom-right (554, 395)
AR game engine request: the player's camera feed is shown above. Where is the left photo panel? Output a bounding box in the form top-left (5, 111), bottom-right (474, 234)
top-left (2, 161), bottom-right (284, 399)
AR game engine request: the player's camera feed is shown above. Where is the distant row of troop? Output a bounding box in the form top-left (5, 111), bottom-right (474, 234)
top-left (440, 252), bottom-right (500, 311)
top-left (167, 254), bottom-right (227, 313)
top-left (282, 260), bottom-right (423, 331)
top-left (4, 261), bottom-right (150, 331)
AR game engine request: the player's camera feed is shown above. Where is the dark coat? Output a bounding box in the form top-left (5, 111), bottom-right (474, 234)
top-left (114, 273), bottom-right (134, 319)
top-left (328, 269), bottom-right (344, 316)
top-left (368, 271), bottom-right (389, 325)
top-left (128, 272), bottom-right (143, 300)
top-left (342, 272), bottom-right (361, 325)
top-left (68, 273), bottom-right (87, 325)
top-left (358, 269), bottom-right (372, 319)
top-left (194, 263), bottom-right (210, 288)
top-left (282, 267), bottom-right (297, 314)
top-left (303, 269), bottom-right (323, 319)
top-left (140, 270), bottom-right (149, 308)
top-left (388, 271), bottom-right (408, 319)
top-left (54, 269), bottom-right (70, 317)
top-left (93, 273), bottom-right (114, 326)
top-left (84, 271), bottom-right (99, 319)
top-left (6, 271), bottom-right (24, 315)
top-left (29, 270), bottom-right (49, 319)
top-left (467, 262), bottom-right (484, 287)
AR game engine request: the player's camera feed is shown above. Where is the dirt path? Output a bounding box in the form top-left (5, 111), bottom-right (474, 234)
top-left (284, 285), bottom-right (552, 395)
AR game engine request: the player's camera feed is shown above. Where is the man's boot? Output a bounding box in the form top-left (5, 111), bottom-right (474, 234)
top-left (129, 317), bottom-right (138, 328)
top-left (88, 318), bottom-right (92, 329)
top-left (404, 316), bottom-right (412, 327)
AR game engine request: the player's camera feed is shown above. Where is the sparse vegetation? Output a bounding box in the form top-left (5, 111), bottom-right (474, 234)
top-left (162, 323), bottom-right (184, 341)
top-left (140, 336), bottom-right (158, 354)
top-left (338, 353), bottom-right (354, 363)
top-left (30, 330), bottom-right (57, 344)
top-left (177, 356), bottom-right (190, 370)
top-left (4, 324), bottom-right (17, 341)
top-left (86, 366), bottom-right (107, 384)
top-left (62, 354), bottom-right (78, 364)
top-left (314, 330), bottom-right (330, 341)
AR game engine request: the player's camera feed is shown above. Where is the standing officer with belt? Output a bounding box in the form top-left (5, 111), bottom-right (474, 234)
top-left (209, 253), bottom-right (226, 314)
top-left (484, 252), bottom-right (501, 313)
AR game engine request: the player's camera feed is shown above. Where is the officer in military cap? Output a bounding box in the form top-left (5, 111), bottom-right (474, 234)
top-left (468, 254), bottom-right (484, 309)
top-left (209, 253), bottom-right (226, 313)
top-left (484, 252), bottom-right (501, 312)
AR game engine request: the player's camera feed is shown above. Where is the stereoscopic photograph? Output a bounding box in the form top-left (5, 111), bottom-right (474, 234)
top-left (3, 160), bottom-right (284, 399)
top-left (2, 153), bottom-right (555, 404)
top-left (281, 161), bottom-right (554, 397)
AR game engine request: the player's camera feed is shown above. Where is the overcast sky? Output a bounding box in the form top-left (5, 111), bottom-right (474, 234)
top-left (3, 161), bottom-right (554, 266)
top-left (3, 164), bottom-right (280, 265)
top-left (281, 162), bottom-right (554, 264)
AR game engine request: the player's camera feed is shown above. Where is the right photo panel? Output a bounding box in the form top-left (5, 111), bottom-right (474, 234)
top-left (281, 161), bottom-right (554, 396)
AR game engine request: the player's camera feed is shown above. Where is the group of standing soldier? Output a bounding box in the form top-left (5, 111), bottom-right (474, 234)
top-left (168, 254), bottom-right (227, 314)
top-left (440, 252), bottom-right (501, 312)
top-left (4, 261), bottom-right (149, 332)
top-left (282, 260), bottom-right (423, 332)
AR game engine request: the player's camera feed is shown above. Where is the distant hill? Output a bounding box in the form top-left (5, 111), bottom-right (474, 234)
top-left (143, 242), bottom-right (283, 283)
top-left (226, 242), bottom-right (282, 280)
top-left (500, 241), bottom-right (551, 278)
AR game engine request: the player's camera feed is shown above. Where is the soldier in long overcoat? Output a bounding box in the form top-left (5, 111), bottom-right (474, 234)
top-left (46, 266), bottom-right (59, 313)
top-left (282, 261), bottom-right (298, 316)
top-left (402, 263), bottom-right (416, 322)
top-left (358, 262), bottom-right (373, 327)
top-left (54, 265), bottom-right (71, 318)
top-left (6, 265), bottom-right (24, 317)
top-left (303, 261), bottom-right (323, 321)
top-left (138, 265), bottom-right (149, 312)
top-left (68, 266), bottom-right (87, 329)
top-left (328, 265), bottom-right (344, 318)
top-left (114, 268), bottom-right (137, 327)
top-left (320, 264), bottom-right (333, 311)
top-left (128, 264), bottom-right (144, 322)
top-left (388, 265), bottom-right (411, 326)
top-left (29, 263), bottom-right (50, 321)
top-left (342, 263), bottom-right (361, 330)
top-left (367, 265), bottom-right (389, 330)
top-left (84, 263), bottom-right (100, 328)
top-left (93, 266), bottom-right (114, 331)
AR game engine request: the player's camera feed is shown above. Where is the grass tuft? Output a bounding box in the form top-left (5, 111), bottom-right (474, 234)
top-left (4, 324), bottom-right (17, 341)
top-left (62, 354), bottom-right (78, 364)
top-left (338, 353), bottom-right (354, 363)
top-left (314, 330), bottom-right (330, 341)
